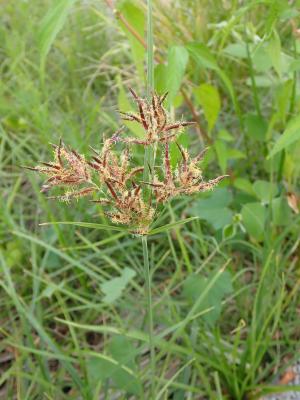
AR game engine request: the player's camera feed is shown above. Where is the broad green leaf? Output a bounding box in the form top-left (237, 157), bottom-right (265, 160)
top-left (266, 30), bottom-right (282, 77)
top-left (252, 45), bottom-right (273, 72)
top-left (86, 350), bottom-right (139, 395)
top-left (246, 75), bottom-right (275, 88)
top-left (109, 336), bottom-right (142, 395)
top-left (244, 114), bottom-right (268, 142)
top-left (87, 357), bottom-right (115, 386)
top-left (155, 63), bottom-right (168, 93)
top-left (186, 42), bottom-right (237, 113)
top-left (100, 267), bottom-right (136, 304)
top-left (227, 148), bottom-right (246, 159)
top-left (223, 43), bottom-right (247, 59)
top-left (214, 140), bottom-right (227, 173)
top-left (271, 196), bottom-right (292, 226)
top-left (118, 1), bottom-right (145, 79)
top-left (218, 129), bottom-right (234, 142)
top-left (183, 270), bottom-right (233, 326)
top-left (222, 224), bottom-right (236, 240)
top-left (289, 59), bottom-right (300, 73)
top-left (241, 202), bottom-right (266, 241)
top-left (264, 151), bottom-right (282, 174)
top-left (193, 83), bottom-right (220, 132)
top-left (253, 180), bottom-right (278, 204)
top-left (173, 93), bottom-right (184, 108)
top-left (283, 145), bottom-right (300, 180)
top-left (186, 42), bottom-right (218, 70)
top-left (234, 178), bottom-right (256, 196)
top-left (4, 241), bottom-right (22, 268)
top-left (189, 188), bottom-right (233, 230)
top-left (166, 46), bottom-right (189, 106)
top-left (38, 0), bottom-right (76, 80)
top-left (269, 115), bottom-right (300, 158)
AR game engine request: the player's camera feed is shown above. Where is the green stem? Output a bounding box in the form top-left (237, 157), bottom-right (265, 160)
top-left (143, 0), bottom-right (155, 185)
top-left (142, 236), bottom-right (155, 398)
top-left (142, 2), bottom-right (155, 397)
top-left (146, 0), bottom-right (154, 98)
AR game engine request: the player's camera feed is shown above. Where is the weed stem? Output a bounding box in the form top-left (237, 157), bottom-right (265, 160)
top-left (142, 2), bottom-right (156, 397)
top-left (142, 235), bottom-right (155, 398)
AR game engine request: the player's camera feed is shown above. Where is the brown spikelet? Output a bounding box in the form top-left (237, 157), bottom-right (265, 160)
top-left (48, 187), bottom-right (95, 202)
top-left (120, 91), bottom-right (195, 145)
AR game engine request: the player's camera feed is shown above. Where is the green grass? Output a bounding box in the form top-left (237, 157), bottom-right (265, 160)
top-left (1, 0), bottom-right (300, 399)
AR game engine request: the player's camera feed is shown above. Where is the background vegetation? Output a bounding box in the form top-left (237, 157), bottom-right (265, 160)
top-left (1, 0), bottom-right (300, 399)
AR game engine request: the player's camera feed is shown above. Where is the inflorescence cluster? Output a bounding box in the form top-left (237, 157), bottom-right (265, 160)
top-left (28, 89), bottom-right (227, 234)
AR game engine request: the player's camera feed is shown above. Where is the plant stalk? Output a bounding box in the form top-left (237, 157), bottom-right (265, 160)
top-left (146, 0), bottom-right (154, 99)
top-left (142, 236), bottom-right (155, 398)
top-left (142, 3), bottom-right (155, 397)
top-left (143, 0), bottom-right (155, 185)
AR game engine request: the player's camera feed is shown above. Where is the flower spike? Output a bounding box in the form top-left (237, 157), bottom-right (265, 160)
top-left (26, 88), bottom-right (227, 234)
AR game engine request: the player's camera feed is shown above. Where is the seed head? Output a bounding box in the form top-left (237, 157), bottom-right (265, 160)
top-left (28, 140), bottom-right (92, 195)
top-left (26, 89), bottom-right (227, 234)
top-left (120, 89), bottom-right (195, 145)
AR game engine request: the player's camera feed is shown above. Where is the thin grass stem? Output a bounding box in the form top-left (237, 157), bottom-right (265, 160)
top-left (142, 235), bottom-right (155, 398)
top-left (142, 1), bottom-right (156, 398)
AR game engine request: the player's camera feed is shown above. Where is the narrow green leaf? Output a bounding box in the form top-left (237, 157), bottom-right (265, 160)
top-left (55, 319), bottom-right (191, 357)
top-left (253, 385), bottom-right (300, 399)
top-left (39, 221), bottom-right (127, 232)
top-left (148, 217), bottom-right (198, 235)
top-left (269, 115), bottom-right (300, 158)
top-left (39, 0), bottom-right (76, 79)
top-left (0, 254), bottom-right (84, 393)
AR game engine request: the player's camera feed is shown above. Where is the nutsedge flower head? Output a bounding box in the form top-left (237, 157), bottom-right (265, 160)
top-left (26, 89), bottom-right (227, 234)
top-left (120, 88), bottom-right (195, 145)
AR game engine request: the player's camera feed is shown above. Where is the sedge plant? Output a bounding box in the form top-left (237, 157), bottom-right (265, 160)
top-left (25, 0), bottom-right (227, 397)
